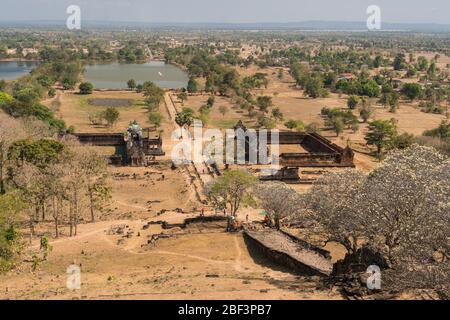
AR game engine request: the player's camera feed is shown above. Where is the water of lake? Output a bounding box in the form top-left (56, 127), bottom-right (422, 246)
top-left (84, 61), bottom-right (188, 89)
top-left (0, 61), bottom-right (39, 81)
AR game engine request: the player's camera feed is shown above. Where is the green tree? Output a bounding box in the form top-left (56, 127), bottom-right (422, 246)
top-left (347, 95), bottom-right (360, 110)
top-left (0, 115), bottom-right (24, 194)
top-left (207, 170), bottom-right (256, 216)
top-left (79, 82), bottom-right (94, 95)
top-left (14, 87), bottom-right (40, 106)
top-left (36, 75), bottom-right (53, 88)
top-left (417, 56), bottom-right (429, 71)
top-left (39, 235), bottom-right (52, 261)
top-left (401, 83), bottom-right (423, 101)
top-left (0, 192), bottom-right (23, 273)
top-left (388, 92), bottom-right (400, 113)
top-left (199, 105), bottom-right (210, 116)
top-left (290, 62), bottom-right (309, 87)
top-left (365, 119), bottom-right (398, 158)
top-left (8, 139), bottom-right (65, 168)
top-left (304, 75), bottom-right (328, 98)
top-left (379, 84), bottom-right (394, 107)
top-left (304, 123), bottom-right (318, 133)
top-left (362, 80), bottom-right (381, 98)
top-left (373, 55), bottom-right (383, 68)
top-left (48, 88), bottom-right (56, 98)
top-left (283, 119), bottom-right (306, 131)
top-left (360, 105), bottom-right (373, 123)
top-left (427, 62), bottom-right (437, 78)
top-left (207, 96), bottom-right (215, 108)
top-left (127, 79), bottom-right (137, 90)
top-left (257, 116), bottom-right (276, 129)
top-left (284, 119), bottom-right (298, 130)
top-left (177, 92), bottom-right (188, 105)
top-left (331, 117), bottom-right (345, 137)
top-left (102, 107), bottom-right (120, 128)
top-left (148, 112), bottom-right (163, 129)
top-left (423, 121), bottom-right (450, 139)
top-left (135, 84), bottom-right (143, 93)
top-left (219, 105), bottom-right (228, 117)
top-left (187, 77), bottom-right (198, 93)
top-left (391, 133), bottom-right (414, 150)
top-left (277, 68), bottom-right (284, 79)
top-left (61, 77), bottom-right (76, 90)
top-left (271, 108), bottom-right (284, 121)
top-left (0, 92), bottom-right (13, 105)
top-left (256, 96), bottom-right (273, 113)
top-left (142, 81), bottom-right (164, 112)
top-left (393, 53), bottom-right (406, 70)
top-left (205, 77), bottom-right (215, 94)
top-left (175, 109), bottom-right (194, 138)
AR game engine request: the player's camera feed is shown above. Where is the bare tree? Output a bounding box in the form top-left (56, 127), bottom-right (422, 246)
top-left (9, 162), bottom-right (41, 241)
top-left (361, 145), bottom-right (449, 266)
top-left (44, 161), bottom-right (67, 238)
top-left (0, 113), bottom-right (24, 194)
top-left (254, 182), bottom-right (302, 230)
top-left (302, 169), bottom-right (368, 254)
top-left (79, 149), bottom-right (110, 222)
top-left (65, 151), bottom-right (86, 237)
top-left (21, 117), bottom-right (53, 139)
top-left (296, 145), bottom-right (449, 297)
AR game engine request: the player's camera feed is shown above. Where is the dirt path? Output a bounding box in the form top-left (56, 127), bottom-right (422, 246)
top-left (4, 215), bottom-right (343, 300)
top-left (114, 200), bottom-right (148, 211)
top-left (30, 220), bottom-right (131, 250)
top-left (59, 215), bottom-right (253, 275)
top-left (105, 221), bottom-right (249, 273)
top-left (233, 235), bottom-right (245, 272)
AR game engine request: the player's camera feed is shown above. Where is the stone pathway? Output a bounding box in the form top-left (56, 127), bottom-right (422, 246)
top-left (164, 92), bottom-right (216, 191)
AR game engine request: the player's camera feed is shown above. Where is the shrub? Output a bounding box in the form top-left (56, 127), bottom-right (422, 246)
top-left (79, 82), bottom-right (94, 95)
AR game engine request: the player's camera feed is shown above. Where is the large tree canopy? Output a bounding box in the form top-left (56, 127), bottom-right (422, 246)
top-left (8, 139), bottom-right (65, 168)
top-left (296, 145), bottom-right (449, 296)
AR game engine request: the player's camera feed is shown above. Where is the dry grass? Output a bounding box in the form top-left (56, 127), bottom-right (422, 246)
top-left (0, 219), bottom-right (342, 300)
top-left (3, 58), bottom-right (446, 300)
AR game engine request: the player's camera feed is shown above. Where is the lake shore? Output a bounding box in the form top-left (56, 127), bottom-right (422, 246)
top-left (0, 58), bottom-right (40, 62)
top-left (84, 61), bottom-right (188, 90)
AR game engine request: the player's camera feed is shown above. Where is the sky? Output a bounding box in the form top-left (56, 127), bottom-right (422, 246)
top-left (0, 0), bottom-right (449, 24)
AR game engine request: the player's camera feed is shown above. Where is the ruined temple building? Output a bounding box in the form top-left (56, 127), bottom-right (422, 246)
top-left (73, 121), bottom-right (165, 166)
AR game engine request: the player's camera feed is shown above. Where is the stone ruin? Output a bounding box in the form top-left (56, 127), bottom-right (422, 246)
top-left (73, 121), bottom-right (165, 166)
top-left (125, 121), bottom-right (146, 166)
top-left (233, 120), bottom-right (355, 182)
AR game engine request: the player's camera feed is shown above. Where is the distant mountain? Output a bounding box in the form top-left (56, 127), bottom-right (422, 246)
top-left (2, 20), bottom-right (450, 32)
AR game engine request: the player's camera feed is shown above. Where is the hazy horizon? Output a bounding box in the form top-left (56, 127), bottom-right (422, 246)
top-left (1, 0), bottom-right (449, 25)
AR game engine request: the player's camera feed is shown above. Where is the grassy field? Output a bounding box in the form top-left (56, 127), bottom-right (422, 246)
top-left (56, 91), bottom-right (150, 133)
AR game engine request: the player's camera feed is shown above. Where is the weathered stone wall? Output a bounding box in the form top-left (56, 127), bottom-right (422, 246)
top-left (72, 133), bottom-right (165, 165)
top-left (162, 216), bottom-right (228, 230)
top-left (234, 125), bottom-right (355, 168)
top-left (243, 231), bottom-right (330, 277)
top-left (280, 230), bottom-right (331, 260)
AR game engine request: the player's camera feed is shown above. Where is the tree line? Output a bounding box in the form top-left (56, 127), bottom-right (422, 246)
top-left (0, 113), bottom-right (110, 272)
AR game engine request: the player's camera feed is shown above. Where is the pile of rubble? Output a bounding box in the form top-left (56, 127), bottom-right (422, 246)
top-left (107, 224), bottom-right (136, 245)
top-left (329, 246), bottom-right (391, 299)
